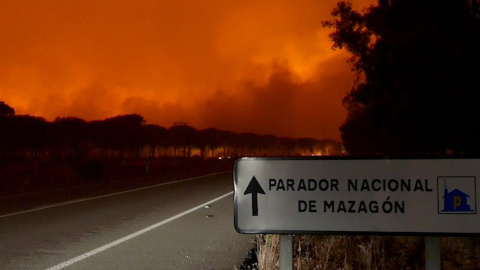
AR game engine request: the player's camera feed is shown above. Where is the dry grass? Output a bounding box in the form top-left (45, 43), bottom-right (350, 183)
top-left (255, 235), bottom-right (480, 270)
top-left (442, 237), bottom-right (480, 270)
top-left (257, 235), bottom-right (281, 269)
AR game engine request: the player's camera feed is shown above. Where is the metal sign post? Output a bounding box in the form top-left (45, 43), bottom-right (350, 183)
top-left (279, 235), bottom-right (293, 270)
top-left (425, 237), bottom-right (441, 270)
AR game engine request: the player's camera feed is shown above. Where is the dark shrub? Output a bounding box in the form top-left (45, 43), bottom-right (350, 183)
top-left (79, 159), bottom-right (106, 181)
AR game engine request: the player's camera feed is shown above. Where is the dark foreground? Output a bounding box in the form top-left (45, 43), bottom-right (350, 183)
top-left (0, 157), bottom-right (234, 215)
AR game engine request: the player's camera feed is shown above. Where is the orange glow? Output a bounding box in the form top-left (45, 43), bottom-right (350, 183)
top-left (0, 0), bottom-right (374, 140)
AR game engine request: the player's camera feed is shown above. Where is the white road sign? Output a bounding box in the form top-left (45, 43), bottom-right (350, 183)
top-left (234, 158), bottom-right (480, 235)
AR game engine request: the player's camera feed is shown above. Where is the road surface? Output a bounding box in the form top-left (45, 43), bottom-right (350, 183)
top-left (0, 172), bottom-right (254, 269)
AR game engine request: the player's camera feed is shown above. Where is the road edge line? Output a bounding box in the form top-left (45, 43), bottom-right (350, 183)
top-left (44, 191), bottom-right (233, 270)
top-left (0, 171), bottom-right (229, 218)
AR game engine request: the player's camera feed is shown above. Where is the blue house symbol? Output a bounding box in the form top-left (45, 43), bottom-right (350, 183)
top-left (443, 188), bottom-right (472, 212)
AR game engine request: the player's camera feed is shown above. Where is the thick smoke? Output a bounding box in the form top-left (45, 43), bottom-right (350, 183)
top-left (0, 0), bottom-right (373, 140)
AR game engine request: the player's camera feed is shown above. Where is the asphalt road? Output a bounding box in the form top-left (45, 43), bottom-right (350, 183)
top-left (0, 172), bottom-right (254, 270)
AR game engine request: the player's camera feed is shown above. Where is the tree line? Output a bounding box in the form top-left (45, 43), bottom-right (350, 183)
top-left (0, 101), bottom-right (341, 162)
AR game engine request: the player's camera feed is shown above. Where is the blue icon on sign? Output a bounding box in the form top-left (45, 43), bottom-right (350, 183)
top-left (442, 188), bottom-right (472, 212)
top-left (438, 177), bottom-right (476, 214)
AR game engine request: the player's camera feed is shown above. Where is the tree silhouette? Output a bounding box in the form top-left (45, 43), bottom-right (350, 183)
top-left (0, 102), bottom-right (343, 162)
top-left (168, 123), bottom-right (198, 157)
top-left (279, 137), bottom-right (297, 156)
top-left (297, 138), bottom-right (317, 156)
top-left (0, 101), bottom-right (15, 117)
top-left (89, 114), bottom-right (145, 160)
top-left (324, 0), bottom-right (480, 155)
top-left (51, 117), bottom-right (89, 160)
top-left (199, 128), bottom-right (221, 158)
top-left (143, 124), bottom-right (168, 157)
top-left (107, 114), bottom-right (145, 160)
top-left (4, 115), bottom-right (48, 158)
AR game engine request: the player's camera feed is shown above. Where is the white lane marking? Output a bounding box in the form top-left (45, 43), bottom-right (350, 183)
top-left (44, 191), bottom-right (233, 270)
top-left (0, 171), bottom-right (229, 218)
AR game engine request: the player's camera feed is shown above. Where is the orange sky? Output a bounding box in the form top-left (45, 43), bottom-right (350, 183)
top-left (0, 0), bottom-right (374, 140)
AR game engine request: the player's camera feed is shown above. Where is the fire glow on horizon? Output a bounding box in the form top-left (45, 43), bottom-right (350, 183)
top-left (0, 0), bottom-right (374, 140)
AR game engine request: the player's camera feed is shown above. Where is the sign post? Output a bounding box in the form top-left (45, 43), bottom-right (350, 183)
top-left (425, 237), bottom-right (441, 270)
top-left (234, 158), bottom-right (480, 268)
top-left (279, 235), bottom-right (293, 270)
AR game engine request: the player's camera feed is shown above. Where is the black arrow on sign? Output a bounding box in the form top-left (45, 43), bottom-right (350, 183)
top-left (244, 176), bottom-right (265, 216)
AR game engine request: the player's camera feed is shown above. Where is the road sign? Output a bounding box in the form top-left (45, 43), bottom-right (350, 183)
top-left (234, 157), bottom-right (480, 235)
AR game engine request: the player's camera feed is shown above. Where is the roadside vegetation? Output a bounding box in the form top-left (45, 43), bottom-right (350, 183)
top-left (255, 235), bottom-right (480, 269)
top-left (0, 102), bottom-right (341, 164)
top-left (0, 101), bottom-right (342, 197)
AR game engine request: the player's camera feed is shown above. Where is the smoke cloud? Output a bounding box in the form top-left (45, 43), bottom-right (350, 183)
top-left (0, 0), bottom-right (373, 140)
